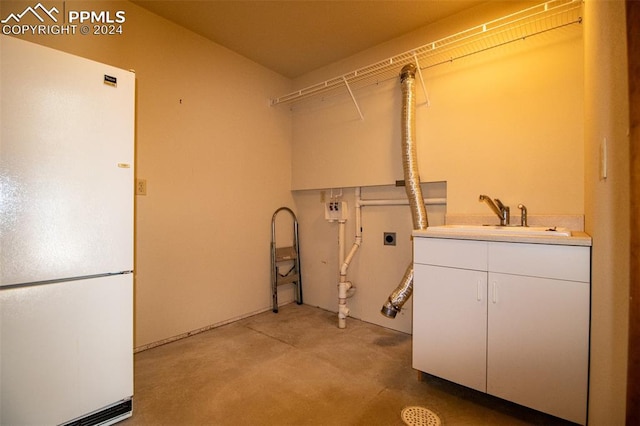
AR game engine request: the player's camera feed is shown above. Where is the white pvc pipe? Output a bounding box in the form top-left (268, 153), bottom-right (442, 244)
top-left (355, 187), bottom-right (362, 237)
top-left (341, 241), bottom-right (361, 277)
top-left (338, 187), bottom-right (363, 329)
top-left (338, 219), bottom-right (350, 329)
top-left (338, 220), bottom-right (346, 268)
top-left (341, 188), bottom-right (362, 276)
top-left (358, 197), bottom-right (446, 207)
top-left (336, 187), bottom-right (446, 328)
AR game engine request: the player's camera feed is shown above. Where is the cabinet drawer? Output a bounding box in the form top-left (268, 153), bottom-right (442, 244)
top-left (489, 242), bottom-right (590, 282)
top-left (414, 237), bottom-right (487, 271)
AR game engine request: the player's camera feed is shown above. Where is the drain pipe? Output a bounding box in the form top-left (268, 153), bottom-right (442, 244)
top-left (381, 63), bottom-right (429, 319)
top-left (338, 187), bottom-right (362, 328)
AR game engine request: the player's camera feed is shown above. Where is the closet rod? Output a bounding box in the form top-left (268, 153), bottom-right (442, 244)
top-left (270, 0), bottom-right (582, 107)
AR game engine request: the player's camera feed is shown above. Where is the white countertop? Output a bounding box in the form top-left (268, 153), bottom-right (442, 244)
top-left (413, 228), bottom-right (592, 247)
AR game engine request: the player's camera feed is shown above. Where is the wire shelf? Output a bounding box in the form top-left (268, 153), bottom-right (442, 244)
top-left (270, 0), bottom-right (583, 107)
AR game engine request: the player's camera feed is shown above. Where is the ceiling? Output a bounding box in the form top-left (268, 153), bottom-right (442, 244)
top-left (132, 1), bottom-right (485, 79)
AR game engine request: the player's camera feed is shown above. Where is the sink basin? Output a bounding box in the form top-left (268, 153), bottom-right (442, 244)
top-left (428, 225), bottom-right (572, 237)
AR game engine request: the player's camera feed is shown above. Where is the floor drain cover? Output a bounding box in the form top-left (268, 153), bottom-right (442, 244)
top-left (401, 406), bottom-right (442, 426)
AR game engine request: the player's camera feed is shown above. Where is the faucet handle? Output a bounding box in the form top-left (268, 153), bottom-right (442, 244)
top-left (517, 204), bottom-right (528, 227)
top-left (494, 199), bottom-right (510, 225)
top-left (479, 195), bottom-right (509, 226)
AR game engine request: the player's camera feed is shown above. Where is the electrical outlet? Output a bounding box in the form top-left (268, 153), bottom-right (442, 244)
top-left (136, 179), bottom-right (147, 195)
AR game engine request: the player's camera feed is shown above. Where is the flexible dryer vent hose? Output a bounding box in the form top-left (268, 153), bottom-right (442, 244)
top-left (381, 63), bottom-right (428, 319)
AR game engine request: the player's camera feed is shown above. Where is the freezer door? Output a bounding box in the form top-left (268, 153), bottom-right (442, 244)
top-left (0, 274), bottom-right (133, 425)
top-left (0, 36), bottom-right (135, 286)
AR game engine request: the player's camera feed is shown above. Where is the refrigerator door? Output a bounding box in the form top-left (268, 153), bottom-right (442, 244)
top-left (0, 35), bottom-right (134, 287)
top-left (1, 274), bottom-right (133, 425)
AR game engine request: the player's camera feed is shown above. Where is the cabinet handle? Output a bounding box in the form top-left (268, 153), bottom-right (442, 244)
top-left (492, 281), bottom-right (498, 304)
top-left (477, 279), bottom-right (482, 301)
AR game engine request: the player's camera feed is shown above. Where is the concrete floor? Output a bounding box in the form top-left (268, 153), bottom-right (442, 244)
top-left (122, 304), bottom-right (574, 425)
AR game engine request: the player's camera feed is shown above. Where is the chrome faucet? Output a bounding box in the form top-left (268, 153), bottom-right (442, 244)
top-left (517, 204), bottom-right (528, 227)
top-left (479, 194), bottom-right (510, 226)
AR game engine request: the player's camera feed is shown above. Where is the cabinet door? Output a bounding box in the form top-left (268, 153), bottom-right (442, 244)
top-left (413, 264), bottom-right (487, 392)
top-left (1, 275), bottom-right (133, 425)
top-left (487, 272), bottom-right (589, 425)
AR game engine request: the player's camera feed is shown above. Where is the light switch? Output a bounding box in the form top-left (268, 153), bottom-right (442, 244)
top-left (600, 137), bottom-right (608, 181)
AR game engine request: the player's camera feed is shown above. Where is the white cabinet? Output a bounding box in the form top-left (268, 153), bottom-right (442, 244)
top-left (414, 264), bottom-right (487, 392)
top-left (413, 237), bottom-right (590, 425)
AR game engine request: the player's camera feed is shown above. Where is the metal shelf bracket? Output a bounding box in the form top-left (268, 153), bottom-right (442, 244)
top-left (269, 0), bottom-right (582, 108)
top-left (343, 76), bottom-right (364, 120)
top-left (413, 53), bottom-right (430, 106)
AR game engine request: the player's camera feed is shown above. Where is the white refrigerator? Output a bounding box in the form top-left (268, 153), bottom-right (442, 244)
top-left (0, 35), bottom-right (134, 425)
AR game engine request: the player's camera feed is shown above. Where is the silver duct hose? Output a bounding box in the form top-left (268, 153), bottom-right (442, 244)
top-left (398, 64), bottom-right (428, 230)
top-left (381, 63), bottom-right (429, 319)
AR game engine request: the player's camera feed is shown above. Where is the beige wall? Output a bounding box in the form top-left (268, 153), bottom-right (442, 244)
top-left (1, 1), bottom-right (294, 348)
top-left (2, 0), bottom-right (631, 421)
top-left (294, 183), bottom-right (447, 334)
top-left (583, 1), bottom-right (630, 424)
top-left (290, 2), bottom-right (584, 333)
top-left (291, 1), bottom-right (631, 422)
top-left (291, 2), bottom-right (584, 217)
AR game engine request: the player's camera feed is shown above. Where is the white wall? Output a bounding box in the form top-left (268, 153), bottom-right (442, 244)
top-left (290, 2), bottom-right (584, 332)
top-left (0, 0), bottom-right (295, 348)
top-left (290, 2), bottom-right (584, 217)
top-left (2, 0), bottom-right (630, 422)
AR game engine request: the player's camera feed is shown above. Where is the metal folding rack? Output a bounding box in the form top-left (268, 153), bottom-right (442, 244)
top-left (270, 207), bottom-right (303, 313)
